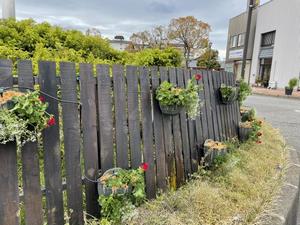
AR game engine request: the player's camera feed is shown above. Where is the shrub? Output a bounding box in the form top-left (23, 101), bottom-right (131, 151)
top-left (237, 80), bottom-right (252, 106)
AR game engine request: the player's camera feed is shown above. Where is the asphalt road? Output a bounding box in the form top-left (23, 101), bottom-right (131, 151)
top-left (246, 95), bottom-right (300, 224)
top-left (245, 95), bottom-right (300, 153)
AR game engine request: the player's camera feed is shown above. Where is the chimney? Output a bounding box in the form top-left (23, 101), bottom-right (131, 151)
top-left (2, 0), bottom-right (16, 19)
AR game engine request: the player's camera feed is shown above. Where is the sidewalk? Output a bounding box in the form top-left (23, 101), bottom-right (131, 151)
top-left (252, 87), bottom-right (300, 100)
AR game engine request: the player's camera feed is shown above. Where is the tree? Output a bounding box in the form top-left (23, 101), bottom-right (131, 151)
top-left (129, 31), bottom-right (151, 51)
top-left (168, 16), bottom-right (211, 68)
top-left (197, 46), bottom-right (221, 70)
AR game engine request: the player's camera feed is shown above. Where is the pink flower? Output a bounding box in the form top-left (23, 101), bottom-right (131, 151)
top-left (39, 96), bottom-right (45, 102)
top-left (256, 140), bottom-right (262, 144)
top-left (47, 116), bottom-right (56, 127)
top-left (140, 163), bottom-right (149, 171)
top-left (195, 74), bottom-right (202, 81)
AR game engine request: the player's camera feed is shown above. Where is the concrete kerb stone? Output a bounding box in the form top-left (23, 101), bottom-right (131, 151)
top-left (253, 93), bottom-right (300, 101)
top-left (261, 146), bottom-right (300, 225)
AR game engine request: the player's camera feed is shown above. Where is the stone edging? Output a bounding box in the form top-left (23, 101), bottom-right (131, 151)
top-left (259, 147), bottom-right (300, 225)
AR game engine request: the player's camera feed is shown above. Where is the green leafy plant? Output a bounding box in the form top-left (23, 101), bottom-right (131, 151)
top-left (0, 90), bottom-right (53, 146)
top-left (237, 80), bottom-right (252, 106)
top-left (219, 84), bottom-right (237, 104)
top-left (241, 108), bottom-right (256, 122)
top-left (99, 163), bottom-right (148, 224)
top-left (156, 74), bottom-right (202, 119)
top-left (286, 78), bottom-right (298, 90)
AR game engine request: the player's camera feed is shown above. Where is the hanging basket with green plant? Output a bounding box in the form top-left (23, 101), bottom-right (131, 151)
top-left (0, 89), bottom-right (54, 147)
top-left (156, 74), bottom-right (202, 119)
top-left (219, 84), bottom-right (237, 104)
top-left (98, 163), bottom-right (148, 223)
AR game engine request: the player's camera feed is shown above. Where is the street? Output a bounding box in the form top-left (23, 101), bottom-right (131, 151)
top-left (246, 95), bottom-right (300, 224)
top-left (245, 95), bottom-right (300, 153)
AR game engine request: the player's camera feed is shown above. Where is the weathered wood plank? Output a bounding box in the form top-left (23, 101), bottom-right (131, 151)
top-left (0, 60), bottom-right (19, 225)
top-left (39, 61), bottom-right (64, 224)
top-left (177, 68), bottom-right (192, 177)
top-left (151, 67), bottom-right (167, 191)
top-left (139, 67), bottom-right (156, 198)
top-left (212, 71), bottom-right (224, 142)
top-left (18, 60), bottom-right (43, 225)
top-left (159, 67), bottom-right (175, 188)
top-left (126, 66), bottom-right (142, 168)
top-left (80, 63), bottom-right (100, 218)
top-left (0, 143), bottom-right (20, 225)
top-left (97, 64), bottom-right (114, 172)
top-left (113, 65), bottom-right (129, 168)
top-left (60, 62), bottom-right (84, 225)
top-left (169, 68), bottom-right (184, 187)
top-left (184, 70), bottom-right (198, 173)
top-left (202, 70), bottom-right (214, 140)
top-left (220, 71), bottom-right (230, 139)
top-left (207, 70), bottom-right (220, 141)
top-left (216, 71), bottom-right (226, 141)
top-left (196, 70), bottom-right (207, 145)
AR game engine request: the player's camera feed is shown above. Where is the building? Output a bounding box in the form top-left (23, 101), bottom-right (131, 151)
top-left (226, 0), bottom-right (300, 88)
top-left (2, 0), bottom-right (15, 19)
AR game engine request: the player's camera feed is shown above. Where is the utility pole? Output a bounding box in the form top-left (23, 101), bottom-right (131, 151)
top-left (2, 0), bottom-right (15, 19)
top-left (241, 0), bottom-right (254, 80)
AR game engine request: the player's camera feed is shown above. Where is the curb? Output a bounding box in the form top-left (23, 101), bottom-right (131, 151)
top-left (259, 147), bottom-right (300, 225)
top-left (253, 93), bottom-right (300, 101)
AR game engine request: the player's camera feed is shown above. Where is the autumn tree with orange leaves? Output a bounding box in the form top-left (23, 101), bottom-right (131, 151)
top-left (168, 16), bottom-right (211, 68)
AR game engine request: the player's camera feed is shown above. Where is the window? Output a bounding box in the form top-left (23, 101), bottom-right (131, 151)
top-left (230, 35), bottom-right (238, 48)
top-left (238, 33), bottom-right (245, 47)
top-left (261, 31), bottom-right (276, 47)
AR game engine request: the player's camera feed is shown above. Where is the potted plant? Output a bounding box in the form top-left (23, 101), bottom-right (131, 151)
top-left (156, 74), bottom-right (202, 119)
top-left (98, 163), bottom-right (148, 223)
top-left (0, 89), bottom-right (54, 147)
top-left (239, 121), bottom-right (253, 142)
top-left (285, 78), bottom-right (298, 95)
top-left (203, 139), bottom-right (227, 167)
top-left (219, 84), bottom-right (237, 104)
top-left (240, 107), bottom-right (256, 122)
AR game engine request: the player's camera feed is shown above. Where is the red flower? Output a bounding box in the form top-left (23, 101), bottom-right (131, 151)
top-left (47, 116), bottom-right (56, 127)
top-left (257, 132), bottom-right (262, 137)
top-left (39, 96), bottom-right (45, 102)
top-left (140, 162), bottom-right (149, 171)
top-left (256, 140), bottom-right (262, 144)
top-left (195, 74), bottom-right (202, 81)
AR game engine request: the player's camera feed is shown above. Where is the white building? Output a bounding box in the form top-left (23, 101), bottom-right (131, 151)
top-left (2, 0), bottom-right (15, 19)
top-left (226, 0), bottom-right (300, 88)
top-left (250, 0), bottom-right (300, 88)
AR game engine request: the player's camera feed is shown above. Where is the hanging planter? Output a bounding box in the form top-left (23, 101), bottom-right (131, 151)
top-left (239, 121), bottom-right (253, 142)
top-left (97, 168), bottom-right (133, 196)
top-left (0, 89), bottom-right (54, 147)
top-left (156, 74), bottom-right (202, 119)
top-left (219, 84), bottom-right (237, 104)
top-left (158, 103), bottom-right (183, 115)
top-left (203, 139), bottom-right (227, 167)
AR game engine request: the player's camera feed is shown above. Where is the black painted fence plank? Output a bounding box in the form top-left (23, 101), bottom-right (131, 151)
top-left (60, 62), bottom-right (84, 225)
top-left (39, 61), bottom-right (64, 224)
top-left (151, 67), bottom-right (167, 191)
top-left (18, 60), bottom-right (43, 225)
top-left (80, 63), bottom-right (100, 218)
top-left (113, 65), bottom-right (129, 168)
top-left (127, 66), bottom-right (142, 168)
top-left (97, 64), bottom-right (114, 172)
top-left (140, 67), bottom-right (156, 198)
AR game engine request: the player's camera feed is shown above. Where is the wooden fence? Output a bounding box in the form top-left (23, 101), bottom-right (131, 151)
top-left (0, 59), bottom-right (240, 225)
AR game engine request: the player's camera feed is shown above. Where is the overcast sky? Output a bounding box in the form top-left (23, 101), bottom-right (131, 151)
top-left (1, 0), bottom-right (270, 59)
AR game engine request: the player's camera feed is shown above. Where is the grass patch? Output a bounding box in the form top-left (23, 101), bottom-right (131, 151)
top-left (125, 122), bottom-right (287, 225)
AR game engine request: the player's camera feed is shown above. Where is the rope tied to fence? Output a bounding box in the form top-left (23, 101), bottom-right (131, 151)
top-left (0, 86), bottom-right (81, 105)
